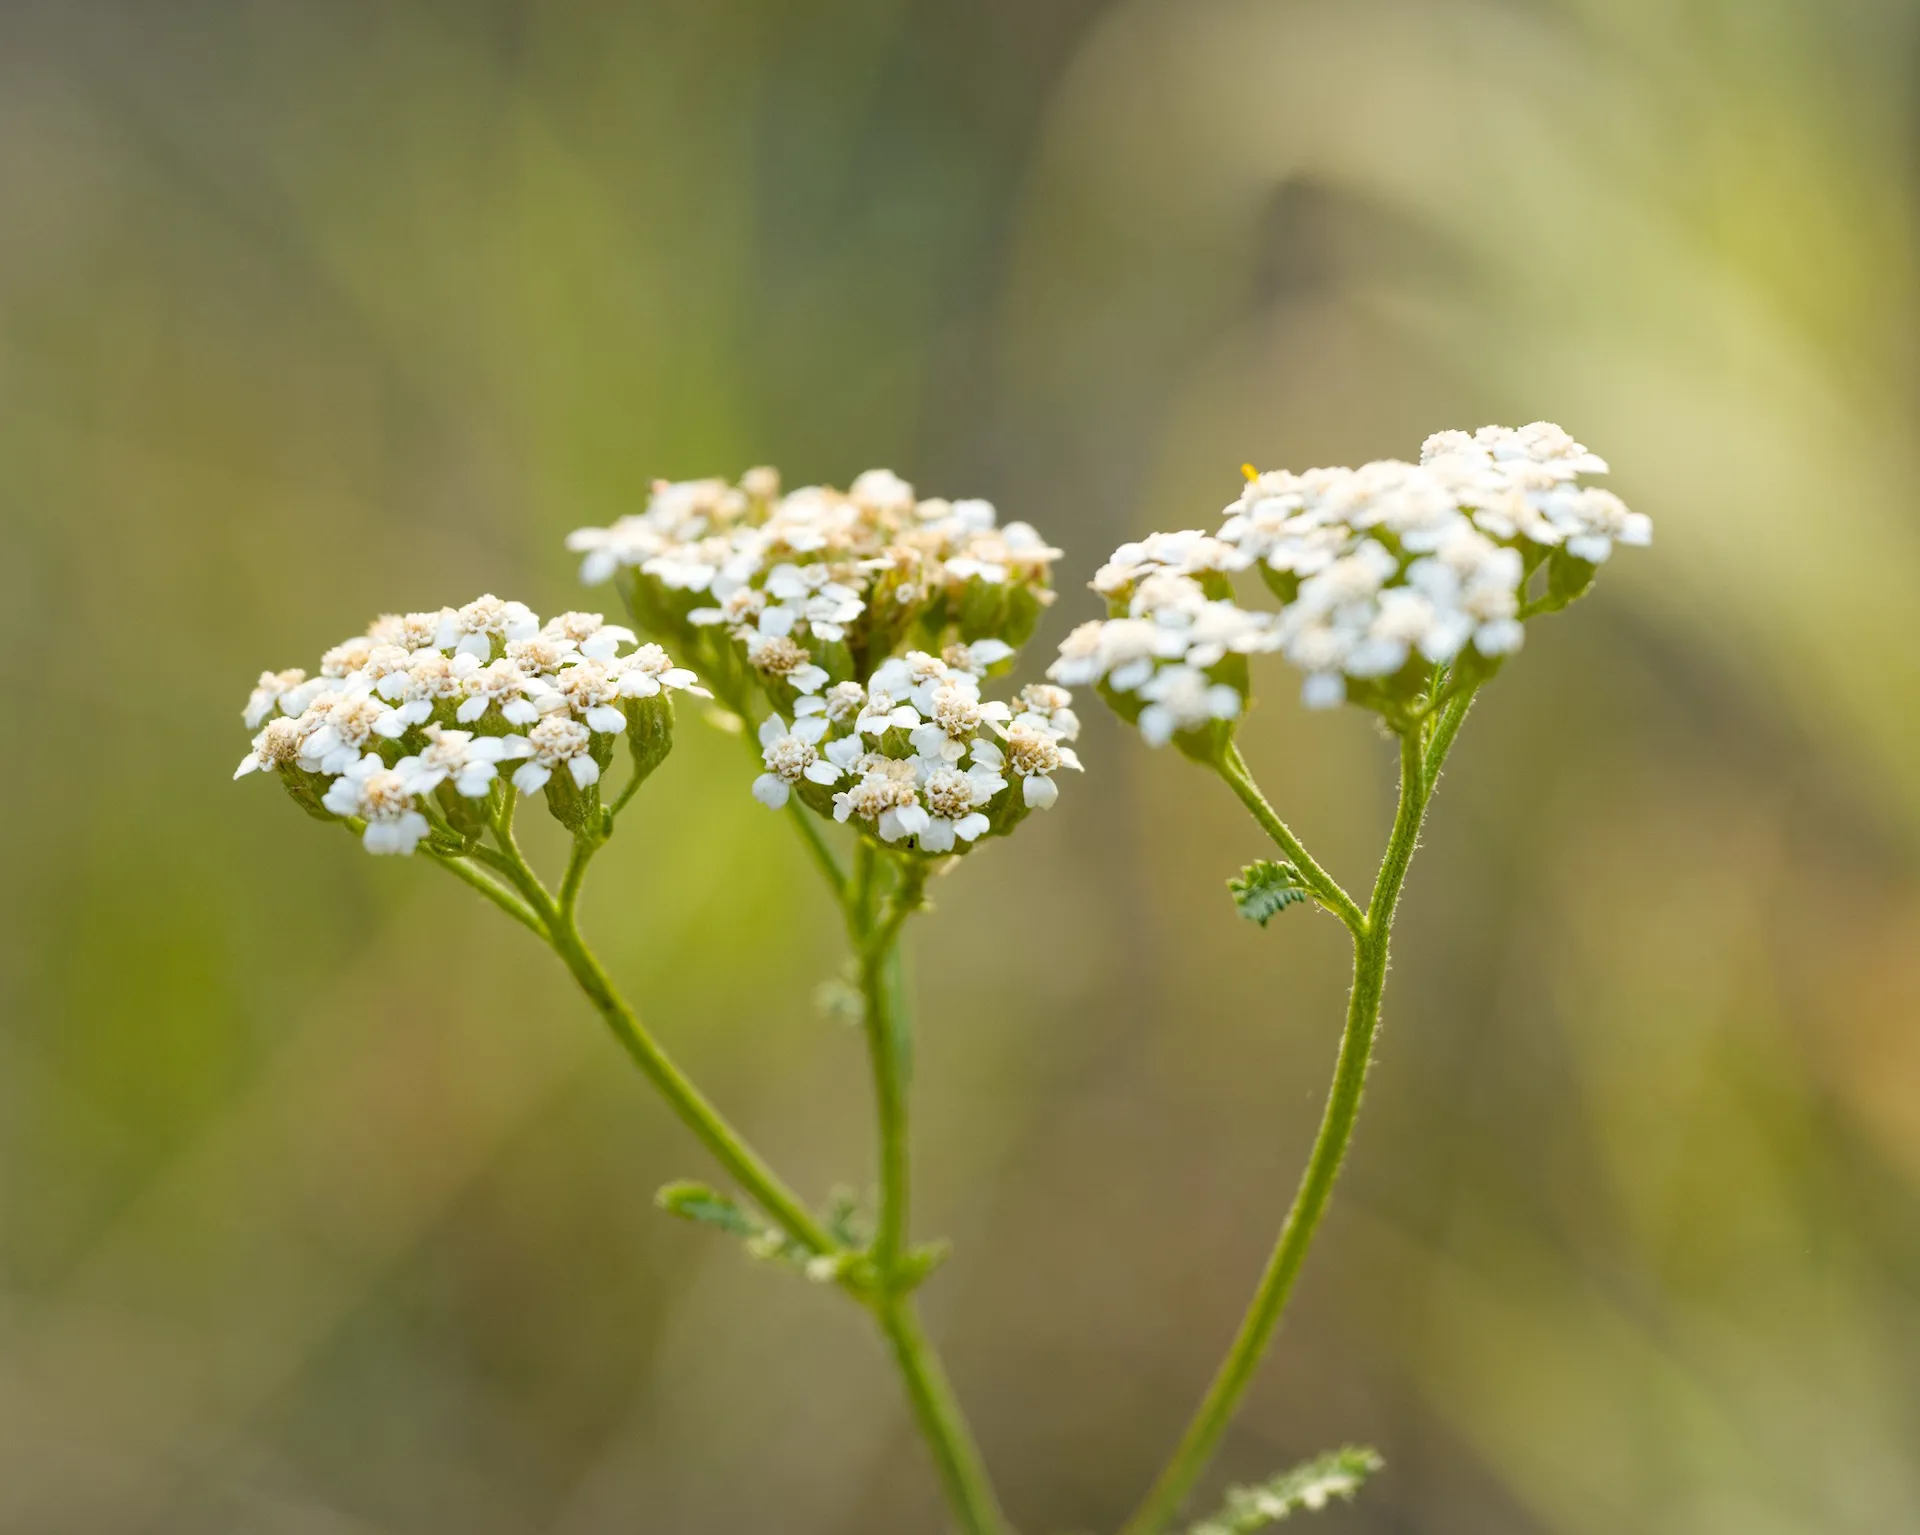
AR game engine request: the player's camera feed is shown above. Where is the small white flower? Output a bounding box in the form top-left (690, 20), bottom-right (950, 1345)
top-left (321, 754), bottom-right (432, 855)
top-left (850, 468), bottom-right (916, 513)
top-left (1134, 665), bottom-right (1243, 746)
top-left (855, 686), bottom-right (921, 738)
top-left (438, 594), bottom-right (540, 660)
top-left (1012, 683), bottom-right (1080, 742)
top-left (234, 716), bottom-right (305, 779)
top-left (909, 681), bottom-right (1010, 762)
top-left (612, 643), bottom-right (708, 699)
top-left (751, 714), bottom-right (840, 808)
top-left (243, 668), bottom-right (309, 729)
top-left (505, 634), bottom-right (579, 677)
top-left (740, 631), bottom-right (829, 696)
top-left (542, 611), bottom-right (637, 660)
top-left (372, 651), bottom-right (468, 737)
top-left (513, 715), bottom-right (599, 794)
top-left (457, 658), bottom-right (549, 725)
top-left (831, 758), bottom-right (924, 838)
top-left (989, 724), bottom-right (1080, 809)
top-left (941, 638), bottom-right (1014, 677)
top-left (916, 760), bottom-right (1005, 851)
top-left (298, 692), bottom-right (395, 774)
top-left (551, 659), bottom-right (632, 734)
top-left (1547, 486), bottom-right (1652, 563)
top-left (398, 725), bottom-right (530, 798)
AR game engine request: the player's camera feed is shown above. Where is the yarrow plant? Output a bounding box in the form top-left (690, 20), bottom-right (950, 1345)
top-left (1048, 423), bottom-right (1649, 1535)
top-left (232, 429), bottom-right (1645, 1535)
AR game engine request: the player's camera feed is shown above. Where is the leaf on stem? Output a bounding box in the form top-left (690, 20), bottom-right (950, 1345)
top-left (656, 1180), bottom-right (761, 1239)
top-left (1186, 1448), bottom-right (1383, 1534)
top-left (1228, 861), bottom-right (1311, 926)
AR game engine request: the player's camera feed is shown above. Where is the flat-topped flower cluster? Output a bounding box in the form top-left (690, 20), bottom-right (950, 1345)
top-left (752, 648), bottom-right (1081, 853)
top-left (1052, 423), bottom-right (1650, 740)
top-left (234, 596), bottom-right (704, 853)
top-left (571, 468), bottom-right (1083, 854)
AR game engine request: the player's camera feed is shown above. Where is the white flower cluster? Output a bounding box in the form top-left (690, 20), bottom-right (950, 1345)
top-left (751, 649), bottom-right (1081, 853)
top-left (233, 596), bottom-right (705, 853)
top-left (567, 468), bottom-right (1061, 713)
top-left (570, 468), bottom-right (1084, 851)
top-left (1053, 423), bottom-right (1649, 733)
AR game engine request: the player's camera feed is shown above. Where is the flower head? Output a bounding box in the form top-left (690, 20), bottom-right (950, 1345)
top-left (1061, 423), bottom-right (1649, 741)
top-left (233, 596), bottom-right (692, 849)
top-left (570, 468), bottom-right (1083, 858)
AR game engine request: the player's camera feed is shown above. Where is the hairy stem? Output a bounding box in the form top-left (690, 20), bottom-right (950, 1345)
top-left (854, 856), bottom-right (1007, 1535)
top-left (485, 803), bottom-right (838, 1260)
top-left (1121, 730), bottom-right (1433, 1535)
top-left (1217, 745), bottom-right (1366, 935)
top-left (426, 848), bottom-right (548, 937)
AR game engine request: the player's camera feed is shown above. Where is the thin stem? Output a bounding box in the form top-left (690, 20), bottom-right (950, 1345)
top-left (854, 854), bottom-right (1005, 1535)
top-left (1423, 688), bottom-right (1476, 798)
top-left (485, 805), bottom-right (839, 1261)
top-left (733, 714), bottom-right (848, 897)
top-left (558, 836), bottom-right (593, 923)
top-left (1216, 744), bottom-right (1366, 935)
top-left (1120, 731), bottom-right (1433, 1535)
top-left (861, 861), bottom-right (924, 1275)
top-left (875, 1294), bottom-right (1009, 1535)
top-left (426, 849), bottom-right (549, 938)
top-left (787, 799), bottom-right (848, 900)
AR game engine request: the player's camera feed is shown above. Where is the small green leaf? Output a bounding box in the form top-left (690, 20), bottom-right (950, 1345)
top-left (820, 1185), bottom-right (874, 1248)
top-left (1187, 1447), bottom-right (1383, 1534)
top-left (655, 1181), bottom-right (760, 1239)
top-left (1543, 546), bottom-right (1597, 609)
top-left (1229, 861), bottom-right (1311, 926)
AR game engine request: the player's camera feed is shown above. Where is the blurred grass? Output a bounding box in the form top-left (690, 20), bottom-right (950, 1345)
top-left (4, 2), bottom-right (1920, 1532)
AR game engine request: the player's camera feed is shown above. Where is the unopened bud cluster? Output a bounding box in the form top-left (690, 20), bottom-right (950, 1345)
top-left (571, 469), bottom-right (1082, 854)
top-left (234, 597), bottom-right (706, 852)
top-left (1052, 423), bottom-right (1651, 743)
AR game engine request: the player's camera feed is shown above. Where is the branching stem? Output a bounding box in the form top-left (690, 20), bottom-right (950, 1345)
top-left (1217, 745), bottom-right (1366, 935)
top-left (1121, 725), bottom-right (1444, 1535)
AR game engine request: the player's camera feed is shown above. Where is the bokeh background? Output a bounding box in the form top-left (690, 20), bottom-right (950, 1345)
top-left (6, 2), bottom-right (1920, 1532)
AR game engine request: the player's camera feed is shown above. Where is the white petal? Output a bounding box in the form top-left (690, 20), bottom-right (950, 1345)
top-left (513, 762), bottom-right (551, 794)
top-left (918, 819), bottom-right (956, 853)
top-left (752, 774), bottom-right (791, 809)
top-left (1300, 673), bottom-right (1345, 710)
top-left (954, 813), bottom-right (990, 841)
top-left (454, 765), bottom-right (496, 797)
top-left (587, 705), bottom-right (627, 734)
top-left (457, 633), bottom-right (491, 660)
top-left (569, 755), bottom-right (600, 787)
top-left (759, 714), bottom-right (788, 746)
top-left (803, 760), bottom-right (841, 785)
top-left (1022, 774), bottom-right (1058, 809)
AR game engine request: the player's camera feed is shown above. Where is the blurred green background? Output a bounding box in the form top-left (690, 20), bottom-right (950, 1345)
top-left (6, 2), bottom-right (1920, 1531)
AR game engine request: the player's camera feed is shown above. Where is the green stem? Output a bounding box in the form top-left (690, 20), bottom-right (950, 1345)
top-left (854, 855), bottom-right (1006, 1535)
top-left (861, 862), bottom-right (924, 1275)
top-left (1217, 744), bottom-right (1366, 935)
top-left (875, 1294), bottom-right (1009, 1535)
top-left (486, 805), bottom-right (839, 1261)
top-left (425, 849), bottom-right (549, 937)
top-left (1121, 731), bottom-right (1432, 1535)
top-left (787, 799), bottom-right (848, 900)
top-left (1423, 688), bottom-right (1475, 798)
